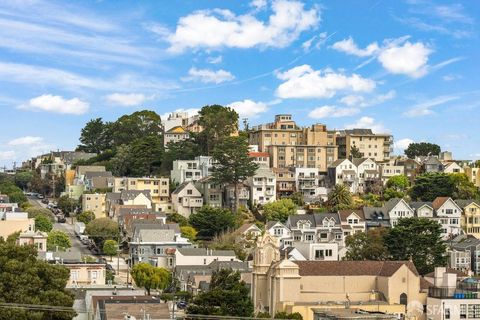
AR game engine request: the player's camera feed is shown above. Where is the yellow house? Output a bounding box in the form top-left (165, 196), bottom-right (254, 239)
top-left (252, 233), bottom-right (426, 320)
top-left (457, 200), bottom-right (480, 237)
top-left (114, 177), bottom-right (169, 206)
top-left (82, 193), bottom-right (106, 219)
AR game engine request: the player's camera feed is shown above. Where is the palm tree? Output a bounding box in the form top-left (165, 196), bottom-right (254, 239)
top-left (328, 184), bottom-right (353, 210)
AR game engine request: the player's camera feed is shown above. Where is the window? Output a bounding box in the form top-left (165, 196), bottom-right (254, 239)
top-left (187, 189), bottom-right (193, 195)
top-left (469, 304), bottom-right (480, 318)
top-left (335, 234), bottom-right (342, 240)
top-left (274, 228), bottom-right (283, 236)
top-left (445, 308), bottom-right (450, 319)
top-left (153, 181), bottom-right (159, 185)
top-left (446, 209), bottom-right (453, 214)
top-left (305, 234), bottom-right (314, 241)
top-left (320, 233), bottom-right (328, 239)
top-left (460, 304), bottom-right (466, 319)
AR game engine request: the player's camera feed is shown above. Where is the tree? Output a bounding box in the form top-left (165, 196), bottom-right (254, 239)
top-left (383, 188), bottom-right (405, 201)
top-left (187, 268), bottom-right (253, 317)
top-left (384, 218), bottom-right (447, 275)
top-left (350, 145), bottom-right (362, 159)
top-left (0, 181), bottom-right (27, 204)
top-left (103, 239), bottom-right (118, 261)
top-left (57, 195), bottom-right (77, 215)
top-left (0, 241), bottom-right (75, 319)
top-left (386, 175), bottom-right (409, 192)
top-left (180, 226), bottom-right (197, 242)
top-left (109, 144), bottom-right (132, 176)
top-left (327, 184), bottom-right (353, 211)
top-left (76, 211), bottom-right (96, 225)
top-left (450, 173), bottom-right (480, 199)
top-left (35, 215), bottom-right (53, 232)
top-left (161, 139), bottom-right (201, 174)
top-left (198, 105), bottom-right (239, 155)
top-left (209, 232), bottom-right (247, 261)
top-left (409, 173), bottom-right (455, 201)
top-left (15, 171), bottom-right (33, 190)
top-left (189, 206), bottom-right (236, 240)
top-left (85, 218), bottom-right (119, 247)
top-left (288, 192), bottom-right (305, 206)
top-left (130, 263), bottom-right (170, 295)
top-left (112, 110), bottom-right (162, 147)
top-left (26, 207), bottom-right (53, 219)
top-left (263, 198), bottom-right (297, 222)
top-left (127, 136), bottom-right (164, 176)
top-left (77, 118), bottom-right (112, 154)
top-left (167, 213), bottom-right (189, 227)
top-left (404, 142), bottom-right (441, 159)
top-left (345, 228), bottom-right (389, 261)
top-left (274, 312), bottom-right (303, 319)
top-left (211, 136), bottom-right (258, 213)
top-left (47, 230), bottom-right (71, 251)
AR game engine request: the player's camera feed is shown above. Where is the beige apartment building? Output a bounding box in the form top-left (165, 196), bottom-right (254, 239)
top-left (113, 177), bottom-right (169, 204)
top-left (465, 166), bottom-right (480, 187)
top-left (82, 193), bottom-right (106, 219)
top-left (249, 115), bottom-right (338, 173)
top-left (333, 129), bottom-right (393, 162)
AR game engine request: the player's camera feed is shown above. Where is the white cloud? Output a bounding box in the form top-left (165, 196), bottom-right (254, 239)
top-left (207, 56), bottom-right (223, 64)
top-left (340, 95), bottom-right (365, 107)
top-left (442, 74), bottom-right (462, 81)
top-left (275, 65), bottom-right (376, 99)
top-left (332, 36), bottom-right (433, 78)
top-left (0, 151), bottom-right (16, 161)
top-left (228, 99), bottom-right (269, 118)
top-left (378, 41), bottom-right (432, 78)
top-left (8, 136), bottom-right (44, 146)
top-left (331, 37), bottom-right (379, 57)
top-left (105, 93), bottom-right (147, 107)
top-left (161, 0), bottom-right (320, 53)
top-left (19, 94), bottom-right (89, 115)
top-left (345, 116), bottom-right (388, 133)
top-left (403, 95), bottom-right (460, 117)
top-left (394, 138), bottom-right (414, 151)
top-left (308, 105), bottom-right (360, 119)
top-left (182, 67), bottom-right (235, 84)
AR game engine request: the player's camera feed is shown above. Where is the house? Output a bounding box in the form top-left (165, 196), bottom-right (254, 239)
top-left (129, 226), bottom-right (190, 267)
top-left (0, 211), bottom-right (35, 240)
top-left (246, 166), bottom-right (276, 206)
top-left (449, 235), bottom-right (480, 274)
top-left (395, 157), bottom-right (421, 184)
top-left (332, 128), bottom-right (393, 162)
top-left (17, 230), bottom-right (47, 252)
top-left (93, 295), bottom-right (169, 320)
top-left (279, 246), bottom-right (306, 261)
top-left (172, 248), bottom-right (239, 268)
top-left (338, 209), bottom-right (366, 237)
top-left (171, 156), bottom-right (213, 184)
top-left (82, 193), bottom-right (106, 219)
top-left (384, 198), bottom-right (415, 227)
top-left (363, 206), bottom-right (390, 229)
top-left (423, 156), bottom-right (444, 173)
top-left (273, 168), bottom-right (296, 198)
top-left (432, 197), bottom-right (462, 239)
top-left (84, 171), bottom-right (114, 191)
top-left (117, 207), bottom-right (166, 236)
top-left (443, 162), bottom-right (464, 174)
top-left (410, 202), bottom-right (435, 219)
top-left (0, 194), bottom-right (10, 203)
top-left (164, 125), bottom-right (189, 146)
top-left (224, 183), bottom-right (250, 210)
top-left (195, 176), bottom-right (223, 208)
top-left (120, 190), bottom-right (152, 208)
top-left (352, 158), bottom-right (380, 193)
top-left (457, 200), bottom-right (480, 238)
top-left (235, 223), bottom-right (262, 243)
top-left (426, 267), bottom-right (480, 320)
top-left (252, 233), bottom-right (425, 319)
top-left (380, 160), bottom-right (405, 185)
top-left (328, 159), bottom-right (358, 193)
top-left (249, 151), bottom-right (270, 167)
top-left (171, 181), bottom-right (203, 218)
top-left (295, 168), bottom-right (327, 203)
top-left (113, 177), bottom-right (169, 207)
top-left (465, 165), bottom-right (480, 188)
top-left (0, 202), bottom-right (18, 212)
top-left (266, 221), bottom-right (292, 247)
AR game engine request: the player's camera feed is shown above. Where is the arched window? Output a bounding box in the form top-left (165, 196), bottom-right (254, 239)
top-left (400, 293), bottom-right (408, 305)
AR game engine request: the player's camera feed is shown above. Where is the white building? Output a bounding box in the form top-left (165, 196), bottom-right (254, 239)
top-left (172, 248), bottom-right (239, 267)
top-left (171, 156), bottom-right (213, 184)
top-left (171, 181), bottom-right (203, 218)
top-left (246, 166), bottom-right (276, 206)
top-left (327, 159), bottom-right (358, 193)
top-left (294, 168), bottom-right (327, 203)
top-left (384, 198), bottom-right (415, 227)
top-left (433, 197), bottom-right (462, 240)
top-left (266, 221), bottom-right (292, 248)
top-left (443, 162), bottom-right (464, 174)
top-left (352, 158), bottom-right (380, 193)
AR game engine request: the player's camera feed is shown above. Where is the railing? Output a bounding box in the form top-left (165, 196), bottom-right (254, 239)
top-left (428, 286), bottom-right (480, 299)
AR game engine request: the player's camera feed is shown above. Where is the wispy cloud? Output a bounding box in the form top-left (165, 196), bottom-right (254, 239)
top-left (403, 95), bottom-right (460, 117)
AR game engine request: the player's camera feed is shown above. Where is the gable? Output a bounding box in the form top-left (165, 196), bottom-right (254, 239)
top-left (438, 198), bottom-right (462, 213)
top-left (389, 199), bottom-right (414, 216)
top-left (346, 212), bottom-right (361, 222)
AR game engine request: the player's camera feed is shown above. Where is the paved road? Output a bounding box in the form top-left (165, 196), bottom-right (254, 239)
top-left (28, 196), bottom-right (90, 256)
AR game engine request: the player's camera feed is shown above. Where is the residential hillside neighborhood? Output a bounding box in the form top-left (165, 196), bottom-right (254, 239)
top-left (0, 106), bottom-right (480, 320)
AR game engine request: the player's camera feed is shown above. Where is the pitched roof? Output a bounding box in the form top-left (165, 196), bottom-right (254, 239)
top-left (166, 126), bottom-right (187, 134)
top-left (409, 201), bottom-right (433, 210)
top-left (294, 260), bottom-right (418, 277)
top-left (338, 209), bottom-right (365, 221)
top-left (424, 156), bottom-right (442, 165)
top-left (120, 190), bottom-right (151, 201)
top-left (105, 192), bottom-right (121, 202)
top-left (85, 171), bottom-right (112, 179)
top-left (330, 159), bottom-right (349, 167)
top-left (432, 197), bottom-right (450, 210)
top-left (455, 199), bottom-right (480, 208)
top-left (344, 129), bottom-right (374, 135)
top-left (266, 221), bottom-right (285, 230)
top-left (134, 229), bottom-right (175, 242)
top-left (383, 198), bottom-right (411, 213)
top-left (172, 181), bottom-right (194, 195)
top-left (352, 158), bottom-right (369, 166)
top-left (363, 207), bottom-right (389, 220)
top-left (236, 223), bottom-right (261, 234)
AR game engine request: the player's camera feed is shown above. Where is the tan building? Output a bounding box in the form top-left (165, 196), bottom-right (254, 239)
top-left (252, 233), bottom-right (426, 320)
top-left (457, 200), bottom-right (480, 237)
top-left (465, 166), bottom-right (480, 188)
top-left (17, 230), bottom-right (47, 252)
top-left (113, 177), bottom-right (169, 205)
top-left (82, 193), bottom-right (106, 219)
top-left (333, 129), bottom-right (393, 162)
top-left (249, 115), bottom-right (338, 172)
top-left (273, 168), bottom-right (296, 198)
top-left (0, 212), bottom-right (35, 240)
top-left (67, 262), bottom-right (106, 286)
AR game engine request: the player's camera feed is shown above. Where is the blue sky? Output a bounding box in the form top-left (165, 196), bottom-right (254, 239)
top-left (0, 0), bottom-right (479, 168)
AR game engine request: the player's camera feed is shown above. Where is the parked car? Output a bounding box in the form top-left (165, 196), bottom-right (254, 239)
top-left (57, 216), bottom-right (66, 223)
top-left (41, 198), bottom-right (49, 204)
top-left (176, 301), bottom-right (188, 309)
top-left (37, 194), bottom-right (45, 199)
top-left (106, 264), bottom-right (115, 272)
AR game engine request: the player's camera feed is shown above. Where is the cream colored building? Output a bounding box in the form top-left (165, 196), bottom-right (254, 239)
top-left (113, 177), bottom-right (169, 204)
top-left (82, 193), bottom-right (106, 219)
top-left (252, 233), bottom-right (426, 320)
top-left (465, 166), bottom-right (480, 188)
top-left (17, 230), bottom-right (47, 252)
top-left (333, 129), bottom-right (393, 162)
top-left (249, 115), bottom-right (338, 172)
top-left (66, 263), bottom-right (106, 286)
top-left (0, 212), bottom-right (35, 240)
top-left (457, 200), bottom-right (480, 238)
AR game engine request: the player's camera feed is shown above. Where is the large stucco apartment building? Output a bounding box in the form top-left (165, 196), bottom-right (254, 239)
top-left (249, 115), bottom-right (393, 173)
